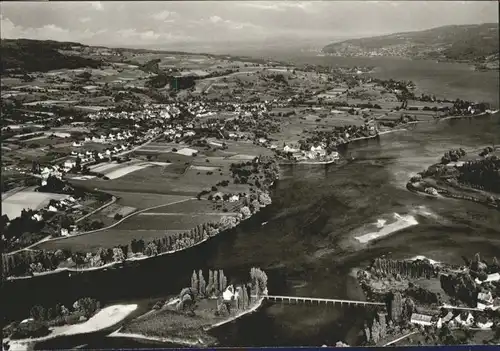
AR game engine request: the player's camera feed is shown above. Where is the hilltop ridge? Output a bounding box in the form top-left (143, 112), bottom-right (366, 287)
top-left (322, 23), bottom-right (499, 69)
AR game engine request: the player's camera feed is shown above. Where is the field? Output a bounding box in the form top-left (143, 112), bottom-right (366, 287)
top-left (114, 213), bottom-right (226, 231)
top-left (105, 163), bottom-right (152, 180)
top-left (99, 203), bottom-right (136, 218)
top-left (2, 190), bottom-right (70, 220)
top-left (72, 159), bottom-right (244, 196)
top-left (33, 229), bottom-right (184, 253)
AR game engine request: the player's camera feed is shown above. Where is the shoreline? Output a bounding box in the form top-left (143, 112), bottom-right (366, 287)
top-left (5, 304), bottom-right (138, 351)
top-left (108, 329), bottom-right (207, 348)
top-left (407, 181), bottom-right (499, 210)
top-left (109, 297), bottom-right (265, 347)
top-left (6, 196), bottom-right (273, 281)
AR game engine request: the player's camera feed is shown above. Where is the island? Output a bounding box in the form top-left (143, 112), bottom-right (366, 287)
top-left (407, 147), bottom-right (500, 209)
top-left (111, 267), bottom-right (268, 346)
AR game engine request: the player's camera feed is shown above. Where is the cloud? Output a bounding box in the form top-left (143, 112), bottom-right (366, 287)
top-left (90, 2), bottom-right (103, 11)
top-left (209, 16), bottom-right (222, 24)
top-left (1, 14), bottom-right (96, 42)
top-left (152, 10), bottom-right (176, 21)
top-left (1, 1), bottom-right (498, 49)
top-left (240, 2), bottom-right (314, 12)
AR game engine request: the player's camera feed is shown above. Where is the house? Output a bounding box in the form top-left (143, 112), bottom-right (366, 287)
top-left (229, 195), bottom-right (240, 202)
top-left (478, 292), bottom-right (494, 306)
top-left (284, 145), bottom-right (299, 153)
top-left (64, 160), bottom-right (76, 170)
top-left (223, 285), bottom-right (235, 302)
top-left (48, 205), bottom-right (58, 212)
top-left (475, 273), bottom-right (500, 285)
top-left (72, 141), bottom-right (83, 147)
top-left (452, 312), bottom-right (474, 327)
top-left (410, 313), bottom-right (433, 326)
top-left (32, 213), bottom-right (43, 222)
top-left (61, 228), bottom-right (69, 236)
top-left (437, 311), bottom-right (454, 328)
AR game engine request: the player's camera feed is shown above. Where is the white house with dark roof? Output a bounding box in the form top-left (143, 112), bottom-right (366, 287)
top-left (410, 313), bottom-right (433, 326)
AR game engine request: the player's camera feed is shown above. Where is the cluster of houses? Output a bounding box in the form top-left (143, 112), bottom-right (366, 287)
top-left (409, 311), bottom-right (494, 329)
top-left (80, 131), bottom-right (134, 144)
top-left (282, 143), bottom-right (340, 162)
top-left (24, 196), bottom-right (81, 236)
top-left (410, 272), bottom-right (500, 331)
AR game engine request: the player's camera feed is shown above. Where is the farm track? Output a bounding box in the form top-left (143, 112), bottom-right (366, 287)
top-left (139, 212), bottom-right (239, 216)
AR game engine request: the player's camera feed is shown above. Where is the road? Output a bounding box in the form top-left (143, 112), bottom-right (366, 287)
top-left (384, 331), bottom-right (418, 346)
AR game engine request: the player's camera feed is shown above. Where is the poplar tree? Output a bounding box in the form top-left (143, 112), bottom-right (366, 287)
top-left (213, 270), bottom-right (219, 295)
top-left (198, 269), bottom-right (206, 296)
top-left (191, 270), bottom-right (199, 294)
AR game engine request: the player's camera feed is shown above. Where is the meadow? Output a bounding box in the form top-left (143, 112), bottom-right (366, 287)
top-left (33, 229), bottom-right (185, 252)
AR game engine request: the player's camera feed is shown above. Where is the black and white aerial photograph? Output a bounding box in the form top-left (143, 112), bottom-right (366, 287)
top-left (1, 1), bottom-right (499, 350)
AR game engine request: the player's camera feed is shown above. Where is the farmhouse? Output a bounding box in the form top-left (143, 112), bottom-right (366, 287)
top-left (410, 313), bottom-right (433, 326)
top-left (478, 292), bottom-right (494, 306)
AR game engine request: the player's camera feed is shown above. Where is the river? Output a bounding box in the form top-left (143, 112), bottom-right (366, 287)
top-left (4, 57), bottom-right (500, 348)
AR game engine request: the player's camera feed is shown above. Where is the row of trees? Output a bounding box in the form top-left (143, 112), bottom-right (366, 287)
top-left (176, 267), bottom-right (268, 317)
top-left (456, 156), bottom-right (500, 193)
top-left (6, 297), bottom-right (100, 340)
top-left (370, 258), bottom-right (439, 280)
top-left (441, 148), bottom-right (467, 164)
top-left (190, 269), bottom-right (229, 298)
top-left (2, 215), bottom-right (241, 278)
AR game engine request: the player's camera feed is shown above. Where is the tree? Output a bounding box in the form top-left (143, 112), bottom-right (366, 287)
top-left (198, 269), bottom-right (206, 296)
top-left (214, 270), bottom-right (219, 295)
top-left (75, 297), bottom-right (100, 318)
top-left (219, 269), bottom-right (227, 292)
top-left (144, 242), bottom-right (158, 256)
top-left (207, 270), bottom-right (214, 296)
top-left (191, 270), bottom-right (199, 294)
top-left (30, 305), bottom-right (46, 321)
top-left (112, 247), bottom-right (125, 262)
top-left (249, 267), bottom-right (268, 297)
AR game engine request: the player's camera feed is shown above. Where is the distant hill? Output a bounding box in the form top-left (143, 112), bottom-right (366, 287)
top-left (322, 23), bottom-right (499, 64)
top-left (1, 39), bottom-right (102, 73)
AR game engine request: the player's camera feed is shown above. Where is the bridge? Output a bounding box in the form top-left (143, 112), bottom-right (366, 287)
top-left (257, 295), bottom-right (386, 307)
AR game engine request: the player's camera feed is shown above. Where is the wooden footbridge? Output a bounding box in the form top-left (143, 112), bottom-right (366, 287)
top-left (256, 294), bottom-right (386, 307)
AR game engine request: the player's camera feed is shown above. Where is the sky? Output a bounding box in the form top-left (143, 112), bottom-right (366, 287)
top-left (1, 1), bottom-right (498, 51)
